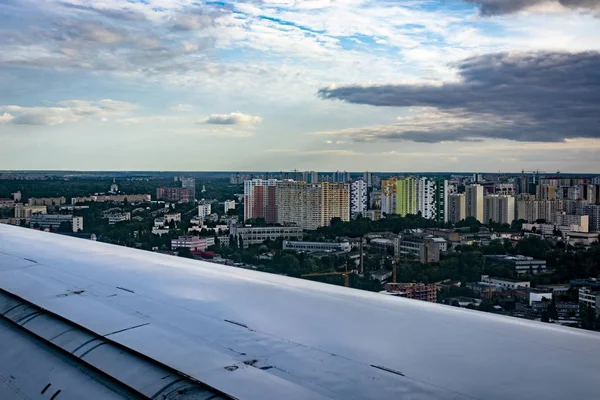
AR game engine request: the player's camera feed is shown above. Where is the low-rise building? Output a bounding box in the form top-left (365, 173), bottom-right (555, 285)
top-left (171, 236), bottom-right (215, 252)
top-left (485, 255), bottom-right (547, 275)
top-left (382, 283), bottom-right (437, 303)
top-left (283, 241), bottom-right (351, 253)
top-left (480, 275), bottom-right (530, 290)
top-left (230, 225), bottom-right (303, 248)
top-left (14, 204), bottom-right (47, 219)
top-left (396, 236), bottom-right (441, 263)
top-left (165, 213), bottom-right (181, 223)
top-left (106, 212), bottom-right (131, 225)
top-left (579, 287), bottom-right (600, 315)
top-left (363, 210), bottom-right (382, 221)
top-left (71, 194), bottom-right (150, 204)
top-left (0, 198), bottom-right (14, 208)
top-left (151, 227), bottom-right (170, 236)
top-left (28, 197), bottom-right (67, 206)
top-left (466, 283), bottom-right (497, 300)
top-left (29, 214), bottom-right (83, 232)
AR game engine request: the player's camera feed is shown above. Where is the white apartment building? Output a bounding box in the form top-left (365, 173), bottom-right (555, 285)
top-left (350, 179), bottom-right (367, 219)
top-left (224, 200), bottom-right (236, 214)
top-left (484, 195), bottom-right (515, 224)
top-left (517, 199), bottom-right (564, 223)
top-left (466, 184), bottom-right (484, 223)
top-left (416, 178), bottom-right (448, 223)
top-left (198, 202), bottom-right (212, 218)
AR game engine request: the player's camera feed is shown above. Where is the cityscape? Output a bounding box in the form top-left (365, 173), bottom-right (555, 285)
top-left (1, 0), bottom-right (599, 397)
top-left (1, 169), bottom-right (599, 330)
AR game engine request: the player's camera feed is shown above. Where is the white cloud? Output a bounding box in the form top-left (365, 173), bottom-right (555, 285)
top-left (177, 128), bottom-right (255, 137)
top-left (0, 113), bottom-right (13, 124)
top-left (117, 116), bottom-right (180, 125)
top-left (203, 112), bottom-right (262, 125)
top-left (0, 100), bottom-right (139, 126)
top-left (170, 104), bottom-right (194, 112)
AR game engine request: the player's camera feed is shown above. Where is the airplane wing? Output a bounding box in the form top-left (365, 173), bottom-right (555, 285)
top-left (1, 224), bottom-right (599, 400)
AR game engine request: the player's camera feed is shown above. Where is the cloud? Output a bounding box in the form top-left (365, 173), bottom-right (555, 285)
top-left (318, 51), bottom-right (600, 143)
top-left (266, 148), bottom-right (360, 156)
top-left (463, 0), bottom-right (600, 16)
top-left (203, 112), bottom-right (263, 125)
top-left (0, 113), bottom-right (13, 124)
top-left (170, 104), bottom-right (193, 112)
top-left (116, 116), bottom-right (180, 125)
top-left (177, 128), bottom-right (255, 137)
top-left (0, 100), bottom-right (139, 126)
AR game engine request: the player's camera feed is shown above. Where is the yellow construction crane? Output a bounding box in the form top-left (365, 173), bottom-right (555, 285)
top-left (302, 263), bottom-right (350, 287)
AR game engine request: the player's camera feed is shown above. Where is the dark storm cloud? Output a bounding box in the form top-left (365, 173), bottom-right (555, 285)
top-left (318, 51), bottom-right (600, 143)
top-left (463, 0), bottom-right (600, 16)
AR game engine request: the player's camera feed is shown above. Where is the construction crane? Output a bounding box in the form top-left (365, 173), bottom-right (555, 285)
top-left (302, 263), bottom-right (350, 287)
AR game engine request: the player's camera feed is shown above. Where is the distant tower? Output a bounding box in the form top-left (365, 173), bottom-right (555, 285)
top-left (109, 178), bottom-right (119, 194)
top-left (201, 185), bottom-right (206, 193)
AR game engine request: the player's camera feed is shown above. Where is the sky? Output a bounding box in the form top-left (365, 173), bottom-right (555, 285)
top-left (0, 0), bottom-right (599, 172)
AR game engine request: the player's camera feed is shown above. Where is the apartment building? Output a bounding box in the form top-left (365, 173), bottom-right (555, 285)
top-left (276, 181), bottom-right (349, 230)
top-left (243, 179), bottom-right (278, 223)
top-left (350, 179), bottom-right (367, 219)
top-left (380, 178), bottom-right (397, 215)
top-left (396, 177), bottom-right (417, 216)
top-left (416, 178), bottom-right (448, 223)
top-left (14, 204), bottom-right (47, 219)
top-left (466, 184), bottom-right (484, 223)
top-left (448, 194), bottom-right (466, 223)
top-left (483, 195), bottom-right (515, 224)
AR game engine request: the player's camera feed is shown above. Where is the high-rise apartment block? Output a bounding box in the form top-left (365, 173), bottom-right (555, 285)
top-left (448, 194), bottom-right (466, 223)
top-left (363, 171), bottom-right (373, 187)
top-left (416, 178), bottom-right (448, 223)
top-left (332, 171), bottom-right (350, 183)
top-left (156, 187), bottom-right (189, 203)
top-left (198, 202), bottom-right (212, 218)
top-left (176, 177), bottom-right (196, 202)
top-left (466, 184), bottom-right (484, 223)
top-left (350, 179), bottom-right (367, 219)
top-left (483, 195), bottom-right (515, 225)
top-left (243, 179), bottom-right (278, 223)
top-left (536, 184), bottom-right (556, 200)
top-left (380, 178), bottom-right (397, 215)
top-left (276, 181), bottom-right (349, 230)
top-left (583, 205), bottom-right (600, 232)
top-left (517, 199), bottom-right (564, 223)
top-left (302, 171), bottom-right (319, 184)
top-left (396, 177), bottom-right (417, 216)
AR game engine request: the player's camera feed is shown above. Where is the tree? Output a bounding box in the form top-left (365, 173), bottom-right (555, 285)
top-left (177, 247), bottom-right (194, 259)
top-left (57, 221), bottom-right (72, 233)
